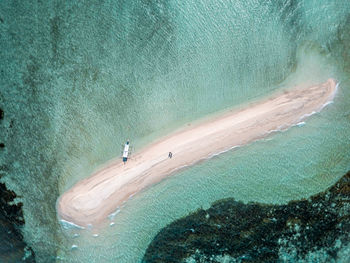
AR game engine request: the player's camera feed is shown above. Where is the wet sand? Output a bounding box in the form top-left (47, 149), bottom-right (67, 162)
top-left (57, 79), bottom-right (337, 227)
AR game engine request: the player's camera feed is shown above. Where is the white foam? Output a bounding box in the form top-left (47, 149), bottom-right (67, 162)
top-left (60, 219), bottom-right (85, 230)
top-left (166, 145), bottom-right (243, 177)
top-left (296, 81), bottom-right (338, 123)
top-left (334, 81), bottom-right (340, 96)
top-left (110, 222), bottom-right (115, 226)
top-left (296, 121), bottom-right (305, 127)
top-left (108, 207), bottom-right (120, 220)
top-left (321, 100), bottom-right (333, 108)
top-left (267, 126), bottom-right (288, 134)
top-left (298, 99), bottom-right (334, 123)
top-left (208, 145), bottom-right (241, 159)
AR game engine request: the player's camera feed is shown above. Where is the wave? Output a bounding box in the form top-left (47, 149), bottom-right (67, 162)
top-left (108, 207), bottom-right (120, 220)
top-left (59, 219), bottom-right (85, 230)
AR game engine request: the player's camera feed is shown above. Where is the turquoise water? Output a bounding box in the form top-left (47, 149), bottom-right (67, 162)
top-left (1, 0), bottom-right (349, 262)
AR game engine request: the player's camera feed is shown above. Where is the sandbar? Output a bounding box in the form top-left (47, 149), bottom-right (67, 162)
top-left (57, 79), bottom-right (337, 227)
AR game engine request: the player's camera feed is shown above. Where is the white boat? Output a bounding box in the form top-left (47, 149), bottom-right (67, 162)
top-left (122, 140), bottom-right (130, 163)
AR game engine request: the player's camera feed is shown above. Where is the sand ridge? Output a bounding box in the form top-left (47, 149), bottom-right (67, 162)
top-left (57, 79), bottom-right (337, 227)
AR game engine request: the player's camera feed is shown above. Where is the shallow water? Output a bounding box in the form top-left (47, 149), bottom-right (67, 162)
top-left (1, 0), bottom-right (350, 262)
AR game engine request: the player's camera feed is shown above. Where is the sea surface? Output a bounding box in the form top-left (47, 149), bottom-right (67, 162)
top-left (1, 0), bottom-right (350, 262)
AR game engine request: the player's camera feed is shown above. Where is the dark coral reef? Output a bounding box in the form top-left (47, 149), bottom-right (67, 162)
top-left (143, 171), bottom-right (350, 263)
top-left (0, 105), bottom-right (36, 262)
top-left (0, 183), bottom-right (36, 262)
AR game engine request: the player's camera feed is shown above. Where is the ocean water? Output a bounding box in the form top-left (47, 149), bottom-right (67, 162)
top-left (0, 0), bottom-right (349, 262)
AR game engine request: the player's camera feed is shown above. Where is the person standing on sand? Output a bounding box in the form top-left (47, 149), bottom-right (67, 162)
top-left (168, 152), bottom-right (172, 158)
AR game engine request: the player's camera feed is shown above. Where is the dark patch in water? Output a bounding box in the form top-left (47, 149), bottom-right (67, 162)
top-left (143, 171), bottom-right (350, 262)
top-left (50, 16), bottom-right (60, 64)
top-left (22, 56), bottom-right (42, 95)
top-left (128, 0), bottom-right (177, 78)
top-left (0, 109), bottom-right (35, 261)
top-left (333, 14), bottom-right (350, 73)
top-left (0, 183), bottom-right (36, 262)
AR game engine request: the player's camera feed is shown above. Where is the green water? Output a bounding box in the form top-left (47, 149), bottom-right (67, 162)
top-left (1, 0), bottom-right (349, 262)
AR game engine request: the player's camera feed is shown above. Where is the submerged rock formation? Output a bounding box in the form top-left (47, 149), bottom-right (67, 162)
top-left (0, 183), bottom-right (36, 262)
top-left (0, 106), bottom-right (35, 262)
top-left (143, 172), bottom-right (350, 263)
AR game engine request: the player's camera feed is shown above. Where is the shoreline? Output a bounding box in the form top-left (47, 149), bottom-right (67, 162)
top-left (57, 79), bottom-right (337, 227)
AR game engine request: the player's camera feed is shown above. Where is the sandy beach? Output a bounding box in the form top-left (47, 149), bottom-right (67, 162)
top-left (57, 79), bottom-right (337, 227)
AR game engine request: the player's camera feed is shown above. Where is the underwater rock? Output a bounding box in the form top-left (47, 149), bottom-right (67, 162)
top-left (143, 171), bottom-right (350, 263)
top-left (0, 183), bottom-right (36, 262)
top-left (0, 109), bottom-right (5, 149)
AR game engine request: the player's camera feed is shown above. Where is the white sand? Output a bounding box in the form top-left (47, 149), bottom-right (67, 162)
top-left (57, 79), bottom-right (337, 226)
